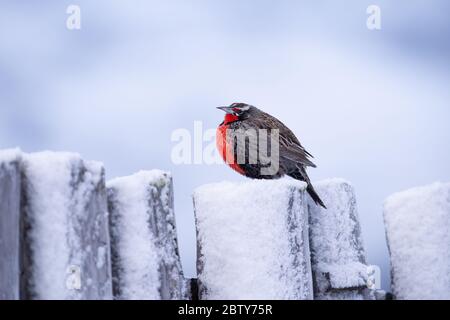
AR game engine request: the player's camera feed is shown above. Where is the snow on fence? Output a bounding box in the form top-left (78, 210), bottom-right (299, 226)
top-left (20, 152), bottom-right (113, 300)
top-left (384, 182), bottom-right (450, 300)
top-left (193, 179), bottom-right (314, 300)
top-left (0, 149), bottom-right (190, 300)
top-left (107, 171), bottom-right (188, 300)
top-left (0, 149), bottom-right (22, 300)
top-left (0, 148), bottom-right (391, 300)
top-left (308, 179), bottom-right (375, 300)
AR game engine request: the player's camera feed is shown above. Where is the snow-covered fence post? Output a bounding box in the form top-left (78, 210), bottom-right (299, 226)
top-left (384, 182), bottom-right (450, 300)
top-left (193, 179), bottom-right (313, 300)
top-left (0, 149), bottom-right (22, 300)
top-left (20, 152), bottom-right (113, 300)
top-left (107, 171), bottom-right (188, 300)
top-left (308, 179), bottom-right (374, 300)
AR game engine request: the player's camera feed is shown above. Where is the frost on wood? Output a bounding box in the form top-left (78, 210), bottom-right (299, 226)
top-left (308, 179), bottom-right (373, 300)
top-left (21, 152), bottom-right (113, 300)
top-left (193, 179), bottom-right (313, 300)
top-left (0, 149), bottom-right (22, 300)
top-left (107, 171), bottom-right (187, 300)
top-left (384, 182), bottom-right (450, 300)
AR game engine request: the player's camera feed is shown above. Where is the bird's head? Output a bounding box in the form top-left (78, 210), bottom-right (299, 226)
top-left (217, 103), bottom-right (254, 123)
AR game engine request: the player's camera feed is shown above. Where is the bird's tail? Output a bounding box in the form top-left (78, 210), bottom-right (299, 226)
top-left (306, 183), bottom-right (327, 209)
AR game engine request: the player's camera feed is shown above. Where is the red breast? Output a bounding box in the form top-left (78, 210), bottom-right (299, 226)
top-left (216, 114), bottom-right (245, 175)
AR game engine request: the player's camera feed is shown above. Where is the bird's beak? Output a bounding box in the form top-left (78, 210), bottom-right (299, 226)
top-left (217, 106), bottom-right (234, 114)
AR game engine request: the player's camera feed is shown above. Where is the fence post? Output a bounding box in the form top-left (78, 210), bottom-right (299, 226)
top-left (0, 149), bottom-right (22, 300)
top-left (193, 179), bottom-right (313, 300)
top-left (107, 171), bottom-right (188, 300)
top-left (384, 182), bottom-right (450, 300)
top-left (20, 152), bottom-right (113, 300)
top-left (308, 179), bottom-right (375, 300)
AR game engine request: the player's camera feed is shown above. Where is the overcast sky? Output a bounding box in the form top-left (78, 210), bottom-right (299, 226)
top-left (1, 1), bottom-right (449, 290)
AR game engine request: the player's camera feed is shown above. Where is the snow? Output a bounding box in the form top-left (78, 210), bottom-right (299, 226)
top-left (319, 262), bottom-right (368, 289)
top-left (193, 178), bottom-right (313, 300)
top-left (21, 151), bottom-right (112, 300)
top-left (107, 170), bottom-right (187, 300)
top-left (308, 179), bottom-right (372, 300)
top-left (0, 149), bottom-right (22, 300)
top-left (96, 246), bottom-right (107, 269)
top-left (384, 182), bottom-right (450, 300)
top-left (0, 148), bottom-right (22, 163)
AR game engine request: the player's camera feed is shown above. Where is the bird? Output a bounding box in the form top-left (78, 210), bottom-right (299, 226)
top-left (216, 102), bottom-right (326, 208)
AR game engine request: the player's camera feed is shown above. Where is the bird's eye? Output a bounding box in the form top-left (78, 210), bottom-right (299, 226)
top-left (232, 108), bottom-right (241, 113)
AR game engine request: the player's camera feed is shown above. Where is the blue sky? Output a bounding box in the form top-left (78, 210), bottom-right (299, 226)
top-left (1, 1), bottom-right (449, 290)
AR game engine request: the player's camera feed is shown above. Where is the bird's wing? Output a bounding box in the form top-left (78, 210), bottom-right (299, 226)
top-left (227, 111), bottom-right (316, 169)
top-left (259, 112), bottom-right (317, 168)
top-left (278, 141), bottom-right (316, 168)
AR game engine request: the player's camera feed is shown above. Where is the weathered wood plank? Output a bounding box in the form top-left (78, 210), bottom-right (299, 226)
top-left (20, 152), bottom-right (113, 300)
top-left (107, 171), bottom-right (188, 300)
top-left (0, 150), bottom-right (22, 300)
top-left (193, 179), bottom-right (313, 300)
